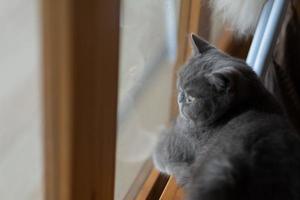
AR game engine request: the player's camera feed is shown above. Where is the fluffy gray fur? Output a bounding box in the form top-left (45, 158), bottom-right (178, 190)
top-left (153, 34), bottom-right (300, 200)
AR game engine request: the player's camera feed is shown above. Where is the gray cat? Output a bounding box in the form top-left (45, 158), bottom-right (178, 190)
top-left (153, 34), bottom-right (300, 200)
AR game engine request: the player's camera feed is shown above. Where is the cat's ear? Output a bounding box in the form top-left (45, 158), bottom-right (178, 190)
top-left (190, 33), bottom-right (214, 55)
top-left (207, 67), bottom-right (240, 92)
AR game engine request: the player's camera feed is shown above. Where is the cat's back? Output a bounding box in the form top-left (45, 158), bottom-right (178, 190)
top-left (221, 111), bottom-right (300, 200)
top-left (222, 110), bottom-right (300, 173)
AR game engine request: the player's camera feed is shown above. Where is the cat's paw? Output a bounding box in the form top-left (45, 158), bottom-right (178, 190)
top-left (152, 148), bottom-right (170, 174)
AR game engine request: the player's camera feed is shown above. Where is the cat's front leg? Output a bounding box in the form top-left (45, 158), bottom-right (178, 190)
top-left (152, 128), bottom-right (195, 185)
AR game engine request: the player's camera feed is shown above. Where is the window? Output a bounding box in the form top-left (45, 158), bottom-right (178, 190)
top-left (116, 0), bottom-right (181, 199)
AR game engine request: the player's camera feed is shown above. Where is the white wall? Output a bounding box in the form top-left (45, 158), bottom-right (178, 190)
top-left (0, 0), bottom-right (43, 199)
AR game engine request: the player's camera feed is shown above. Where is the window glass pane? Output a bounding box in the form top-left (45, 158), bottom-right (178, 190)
top-left (116, 0), bottom-right (181, 199)
top-left (0, 0), bottom-right (43, 199)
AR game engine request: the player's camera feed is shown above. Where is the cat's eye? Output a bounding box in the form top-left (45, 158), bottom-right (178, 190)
top-left (185, 95), bottom-right (195, 103)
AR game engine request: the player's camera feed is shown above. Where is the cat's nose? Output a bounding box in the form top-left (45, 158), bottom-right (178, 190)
top-left (178, 92), bottom-right (185, 103)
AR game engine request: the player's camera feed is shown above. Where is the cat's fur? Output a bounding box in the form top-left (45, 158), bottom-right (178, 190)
top-left (152, 34), bottom-right (300, 200)
top-left (210, 0), bottom-right (267, 36)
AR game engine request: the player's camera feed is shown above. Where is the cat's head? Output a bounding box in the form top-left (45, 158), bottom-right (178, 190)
top-left (177, 34), bottom-right (259, 125)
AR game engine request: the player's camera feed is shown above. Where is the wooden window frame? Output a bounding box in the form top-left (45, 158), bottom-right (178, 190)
top-left (43, 0), bottom-right (120, 199)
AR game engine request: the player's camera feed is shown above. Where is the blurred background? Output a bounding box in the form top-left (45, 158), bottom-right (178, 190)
top-left (0, 0), bottom-right (43, 199)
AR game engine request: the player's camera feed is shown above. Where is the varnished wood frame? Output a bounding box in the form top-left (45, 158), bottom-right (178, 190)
top-left (43, 0), bottom-right (120, 199)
